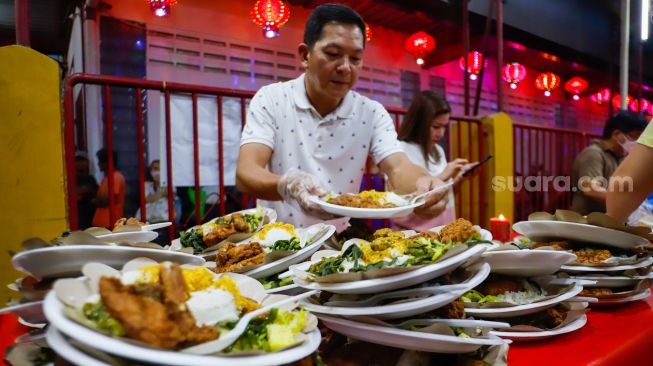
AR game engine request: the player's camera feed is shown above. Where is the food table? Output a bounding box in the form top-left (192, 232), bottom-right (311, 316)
top-left (2, 291), bottom-right (652, 366)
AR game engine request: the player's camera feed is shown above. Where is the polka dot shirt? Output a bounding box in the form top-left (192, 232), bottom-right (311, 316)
top-left (240, 74), bottom-right (403, 229)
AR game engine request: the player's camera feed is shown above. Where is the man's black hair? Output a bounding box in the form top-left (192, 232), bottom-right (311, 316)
top-left (96, 147), bottom-right (118, 166)
top-left (602, 111), bottom-right (649, 139)
top-left (303, 3), bottom-right (366, 49)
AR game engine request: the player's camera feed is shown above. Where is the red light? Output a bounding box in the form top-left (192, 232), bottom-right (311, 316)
top-left (612, 94), bottom-right (633, 110)
top-left (564, 77), bottom-right (589, 99)
top-left (405, 31), bottom-right (436, 66)
top-left (629, 98), bottom-right (651, 112)
top-left (591, 88), bottom-right (611, 105)
top-left (250, 0), bottom-right (290, 38)
top-left (502, 62), bottom-right (526, 89)
top-left (147, 0), bottom-right (177, 17)
top-left (535, 72), bottom-right (561, 96)
top-left (365, 23), bottom-right (372, 42)
top-left (459, 51), bottom-right (484, 80)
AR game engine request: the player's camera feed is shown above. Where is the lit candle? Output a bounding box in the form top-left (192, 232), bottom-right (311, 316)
top-left (490, 214), bottom-right (511, 242)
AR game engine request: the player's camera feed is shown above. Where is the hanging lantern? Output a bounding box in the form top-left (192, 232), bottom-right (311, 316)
top-left (535, 72), bottom-right (561, 97)
top-left (459, 51), bottom-right (484, 80)
top-left (147, 0), bottom-right (177, 17)
top-left (591, 88), bottom-right (611, 105)
top-left (364, 23), bottom-right (372, 43)
top-left (405, 31), bottom-right (436, 66)
top-left (502, 62), bottom-right (526, 89)
top-left (564, 77), bottom-right (589, 101)
top-left (612, 94), bottom-right (633, 110)
top-left (629, 98), bottom-right (651, 112)
top-left (250, 0), bottom-right (290, 38)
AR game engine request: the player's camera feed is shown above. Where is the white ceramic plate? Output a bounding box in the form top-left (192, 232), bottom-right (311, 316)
top-left (265, 284), bottom-right (307, 295)
top-left (568, 274), bottom-right (653, 288)
top-left (464, 284), bottom-right (584, 318)
top-left (12, 245), bottom-right (205, 280)
top-left (291, 244), bottom-right (486, 294)
top-left (141, 222), bottom-right (172, 231)
top-left (590, 289), bottom-right (651, 307)
top-left (47, 327), bottom-right (113, 366)
top-left (318, 314), bottom-right (507, 353)
top-left (489, 314), bottom-right (587, 341)
top-left (300, 262), bottom-right (490, 320)
top-left (0, 301), bottom-right (45, 324)
top-left (560, 257), bottom-right (653, 273)
top-left (95, 231), bottom-right (158, 243)
top-left (308, 196), bottom-right (425, 219)
top-left (43, 292), bottom-right (321, 366)
top-left (482, 250), bottom-right (577, 276)
top-left (241, 224), bottom-right (337, 279)
top-left (512, 221), bottom-right (649, 249)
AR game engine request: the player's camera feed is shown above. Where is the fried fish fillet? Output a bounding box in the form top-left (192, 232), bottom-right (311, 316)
top-left (231, 213), bottom-right (250, 232)
top-left (99, 263), bottom-right (218, 349)
top-left (439, 218), bottom-right (477, 243)
top-left (203, 224), bottom-right (237, 246)
top-left (214, 242), bottom-right (265, 273)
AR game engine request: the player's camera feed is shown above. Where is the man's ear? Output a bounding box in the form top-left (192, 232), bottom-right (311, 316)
top-left (298, 43), bottom-right (310, 69)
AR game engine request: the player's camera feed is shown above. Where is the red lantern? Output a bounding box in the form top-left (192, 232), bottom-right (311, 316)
top-left (535, 72), bottom-right (561, 97)
top-left (147, 0), bottom-right (177, 17)
top-left (365, 23), bottom-right (372, 43)
top-left (612, 94), bottom-right (633, 110)
top-left (250, 0), bottom-right (290, 38)
top-left (629, 98), bottom-right (651, 112)
top-left (405, 31), bottom-right (436, 66)
top-left (564, 77), bottom-right (589, 101)
top-left (459, 51), bottom-right (484, 80)
top-left (502, 62), bottom-right (526, 89)
top-left (591, 88), bottom-right (611, 105)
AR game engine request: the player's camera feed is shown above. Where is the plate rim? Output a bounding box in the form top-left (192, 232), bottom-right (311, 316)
top-left (309, 196), bottom-right (424, 219)
top-left (560, 256), bottom-right (653, 272)
top-left (46, 326), bottom-right (112, 366)
top-left (512, 220), bottom-right (649, 248)
top-left (489, 314), bottom-right (587, 340)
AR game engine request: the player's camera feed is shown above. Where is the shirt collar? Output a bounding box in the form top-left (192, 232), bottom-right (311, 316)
top-left (292, 73), bottom-right (355, 120)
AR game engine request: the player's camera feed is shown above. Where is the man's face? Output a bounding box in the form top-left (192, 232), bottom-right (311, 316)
top-left (301, 22), bottom-right (364, 104)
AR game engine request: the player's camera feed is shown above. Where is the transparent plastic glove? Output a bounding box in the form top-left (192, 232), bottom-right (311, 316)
top-left (277, 168), bottom-right (337, 219)
top-left (413, 176), bottom-right (450, 218)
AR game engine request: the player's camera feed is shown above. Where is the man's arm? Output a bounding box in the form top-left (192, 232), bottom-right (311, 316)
top-left (574, 148), bottom-right (608, 203)
top-left (607, 143), bottom-right (653, 222)
top-left (236, 143), bottom-right (282, 201)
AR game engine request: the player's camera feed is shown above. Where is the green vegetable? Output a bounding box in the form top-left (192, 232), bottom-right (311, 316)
top-left (258, 274), bottom-right (294, 290)
top-left (224, 308), bottom-right (307, 353)
top-left (451, 326), bottom-right (471, 338)
top-left (461, 290), bottom-right (499, 304)
top-left (83, 301), bottom-right (124, 337)
top-left (180, 228), bottom-right (204, 251)
top-left (243, 213), bottom-right (263, 232)
top-left (307, 245), bottom-right (363, 276)
top-left (272, 237), bottom-right (301, 251)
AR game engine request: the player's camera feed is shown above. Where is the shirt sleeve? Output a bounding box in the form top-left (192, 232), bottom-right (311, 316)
top-left (637, 122), bottom-right (653, 148)
top-left (575, 148), bottom-right (605, 183)
top-left (369, 101), bottom-right (404, 164)
top-left (239, 86), bottom-right (276, 148)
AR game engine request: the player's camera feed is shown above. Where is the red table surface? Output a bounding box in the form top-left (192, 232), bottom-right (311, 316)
top-left (508, 292), bottom-right (653, 366)
top-left (2, 295), bottom-right (652, 366)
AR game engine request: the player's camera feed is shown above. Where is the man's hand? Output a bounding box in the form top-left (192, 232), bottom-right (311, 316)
top-left (277, 169), bottom-right (336, 219)
top-left (413, 176), bottom-right (450, 218)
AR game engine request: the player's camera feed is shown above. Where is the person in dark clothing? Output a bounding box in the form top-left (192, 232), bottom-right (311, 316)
top-left (75, 151), bottom-right (98, 229)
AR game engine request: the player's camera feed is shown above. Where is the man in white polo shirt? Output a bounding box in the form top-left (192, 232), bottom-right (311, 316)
top-left (237, 3), bottom-right (448, 230)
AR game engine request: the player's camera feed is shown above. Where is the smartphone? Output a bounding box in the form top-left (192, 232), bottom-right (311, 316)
top-left (461, 155), bottom-right (493, 177)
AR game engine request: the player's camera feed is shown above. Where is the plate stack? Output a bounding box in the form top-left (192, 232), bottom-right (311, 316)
top-left (513, 218), bottom-right (652, 307)
top-left (288, 221), bottom-right (512, 363)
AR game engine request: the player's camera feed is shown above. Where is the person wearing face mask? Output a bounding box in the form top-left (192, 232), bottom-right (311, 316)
top-left (135, 160), bottom-right (178, 223)
top-left (571, 111), bottom-right (648, 215)
top-left (236, 4), bottom-right (449, 231)
top-left (390, 91), bottom-right (476, 231)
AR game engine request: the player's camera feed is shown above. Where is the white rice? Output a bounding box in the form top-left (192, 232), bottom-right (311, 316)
top-left (496, 281), bottom-right (547, 305)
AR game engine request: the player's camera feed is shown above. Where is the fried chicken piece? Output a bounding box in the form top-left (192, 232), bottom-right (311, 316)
top-left (408, 231), bottom-right (440, 241)
top-left (439, 218), bottom-right (477, 243)
top-left (214, 242), bottom-right (265, 273)
top-left (203, 224), bottom-right (237, 246)
top-left (160, 263), bottom-right (188, 305)
top-left (431, 298), bottom-right (466, 319)
top-left (231, 213), bottom-right (250, 233)
top-left (113, 217), bottom-right (145, 230)
top-left (477, 275), bottom-right (525, 296)
top-left (503, 306), bottom-right (564, 329)
top-left (571, 249), bottom-right (612, 264)
top-left (581, 288), bottom-right (613, 296)
top-left (99, 275), bottom-right (218, 349)
top-left (533, 241), bottom-right (569, 251)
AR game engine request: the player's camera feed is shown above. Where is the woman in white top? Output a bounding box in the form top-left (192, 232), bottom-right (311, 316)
top-left (391, 91), bottom-right (473, 231)
top-left (135, 160), bottom-right (177, 223)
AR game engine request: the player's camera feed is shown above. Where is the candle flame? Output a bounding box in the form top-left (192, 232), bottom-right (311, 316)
top-left (498, 214), bottom-right (506, 220)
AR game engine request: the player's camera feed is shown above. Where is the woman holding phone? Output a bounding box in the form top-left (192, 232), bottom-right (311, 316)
top-left (391, 91), bottom-right (476, 231)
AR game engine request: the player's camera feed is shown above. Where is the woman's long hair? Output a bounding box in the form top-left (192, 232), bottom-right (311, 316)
top-left (397, 91), bottom-right (451, 165)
